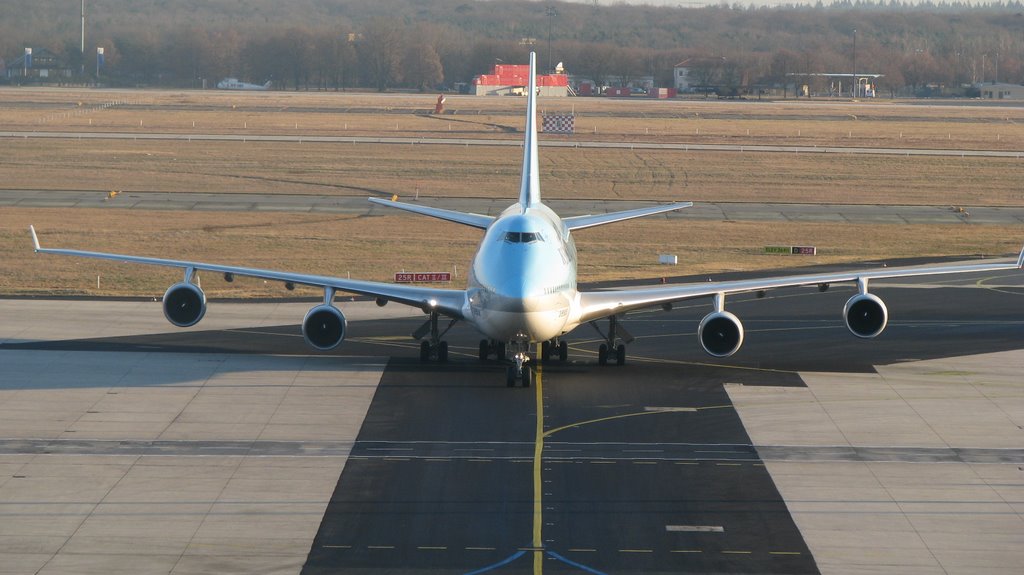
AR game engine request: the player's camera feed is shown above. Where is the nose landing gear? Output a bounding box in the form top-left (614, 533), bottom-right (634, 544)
top-left (504, 338), bottom-right (533, 388)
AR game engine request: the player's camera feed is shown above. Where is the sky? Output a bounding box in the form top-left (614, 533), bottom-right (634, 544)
top-left (564, 0), bottom-right (1004, 6)
top-left (563, 0), bottom-right (812, 6)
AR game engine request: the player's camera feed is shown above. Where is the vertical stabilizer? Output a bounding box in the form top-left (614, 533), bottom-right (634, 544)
top-left (518, 52), bottom-right (540, 211)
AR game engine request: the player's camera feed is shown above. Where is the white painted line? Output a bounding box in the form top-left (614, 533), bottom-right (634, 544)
top-left (644, 406), bottom-right (698, 412)
top-left (666, 525), bottom-right (725, 533)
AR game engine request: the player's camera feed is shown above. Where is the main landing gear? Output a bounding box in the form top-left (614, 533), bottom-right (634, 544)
top-left (480, 338), bottom-right (545, 388)
top-left (589, 315), bottom-right (633, 366)
top-left (540, 339), bottom-right (569, 363)
top-left (414, 311), bottom-right (456, 363)
top-left (479, 337), bottom-right (568, 388)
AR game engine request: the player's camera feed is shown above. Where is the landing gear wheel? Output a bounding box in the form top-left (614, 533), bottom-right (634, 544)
top-left (478, 339), bottom-right (489, 361)
top-left (496, 342), bottom-right (506, 362)
top-left (540, 341), bottom-right (552, 363)
top-left (615, 344), bottom-right (626, 366)
top-left (598, 343), bottom-right (609, 366)
top-left (522, 366), bottom-right (533, 388)
top-left (419, 340), bottom-right (431, 362)
top-left (438, 341), bottom-right (449, 363)
top-left (506, 366), bottom-right (517, 387)
top-left (558, 340), bottom-right (568, 361)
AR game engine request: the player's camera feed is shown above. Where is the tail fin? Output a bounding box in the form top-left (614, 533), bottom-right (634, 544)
top-left (518, 52), bottom-right (540, 211)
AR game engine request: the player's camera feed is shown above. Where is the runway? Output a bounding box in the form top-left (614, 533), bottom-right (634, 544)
top-left (3, 130), bottom-right (1023, 158)
top-left (2, 268), bottom-right (1023, 574)
top-left (2, 189), bottom-right (1019, 225)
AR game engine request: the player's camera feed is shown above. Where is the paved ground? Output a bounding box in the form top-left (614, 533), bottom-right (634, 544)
top-left (1, 189), bottom-right (1016, 226)
top-left (1, 268), bottom-right (1023, 574)
top-left (3, 130), bottom-right (1023, 158)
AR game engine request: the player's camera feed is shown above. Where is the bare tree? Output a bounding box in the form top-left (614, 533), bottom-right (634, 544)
top-left (359, 18), bottom-right (404, 91)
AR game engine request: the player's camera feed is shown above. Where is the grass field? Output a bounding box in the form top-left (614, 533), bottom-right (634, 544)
top-left (1, 88), bottom-right (1022, 297)
top-left (2, 139), bottom-right (1021, 207)
top-left (4, 207), bottom-right (1019, 298)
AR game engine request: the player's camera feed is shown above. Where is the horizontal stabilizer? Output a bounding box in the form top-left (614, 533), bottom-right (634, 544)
top-left (368, 198), bottom-right (494, 229)
top-left (563, 202), bottom-right (693, 231)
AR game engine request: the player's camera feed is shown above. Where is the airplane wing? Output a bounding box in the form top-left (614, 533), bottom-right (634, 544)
top-left (562, 202), bottom-right (693, 231)
top-left (577, 248), bottom-right (1024, 323)
top-left (30, 226), bottom-right (466, 318)
top-left (368, 197), bottom-right (494, 229)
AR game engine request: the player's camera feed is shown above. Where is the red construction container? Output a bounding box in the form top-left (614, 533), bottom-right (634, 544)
top-left (648, 87), bottom-right (678, 99)
top-left (605, 87), bottom-right (631, 97)
top-left (474, 64), bottom-right (568, 87)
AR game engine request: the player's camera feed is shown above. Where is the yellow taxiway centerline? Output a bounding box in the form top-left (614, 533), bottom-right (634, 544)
top-left (533, 345), bottom-right (545, 574)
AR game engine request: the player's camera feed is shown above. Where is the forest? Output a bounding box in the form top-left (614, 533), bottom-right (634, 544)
top-left (2, 0), bottom-right (1023, 95)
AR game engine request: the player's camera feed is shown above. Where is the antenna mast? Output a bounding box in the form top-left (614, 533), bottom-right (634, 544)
top-left (80, 0), bottom-right (86, 75)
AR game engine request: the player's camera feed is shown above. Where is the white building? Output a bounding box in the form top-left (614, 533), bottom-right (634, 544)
top-left (979, 83), bottom-right (1024, 100)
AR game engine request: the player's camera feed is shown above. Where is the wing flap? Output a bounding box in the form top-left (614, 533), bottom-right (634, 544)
top-left (578, 252), bottom-right (1024, 323)
top-left (30, 226), bottom-right (466, 318)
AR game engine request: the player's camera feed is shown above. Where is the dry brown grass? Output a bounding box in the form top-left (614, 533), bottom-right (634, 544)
top-left (2, 88), bottom-right (1023, 150)
top-left (1, 138), bottom-right (1021, 206)
top-left (3, 207), bottom-right (1017, 298)
top-left (1, 89), bottom-right (1021, 298)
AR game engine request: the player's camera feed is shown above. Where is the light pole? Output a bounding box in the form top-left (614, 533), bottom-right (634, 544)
top-left (546, 5), bottom-right (556, 73)
top-left (81, 0), bottom-right (86, 77)
top-left (851, 28), bottom-right (857, 97)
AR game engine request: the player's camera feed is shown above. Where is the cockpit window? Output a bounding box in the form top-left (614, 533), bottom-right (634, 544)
top-left (503, 231), bottom-right (542, 243)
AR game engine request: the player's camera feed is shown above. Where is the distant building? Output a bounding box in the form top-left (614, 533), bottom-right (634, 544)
top-left (4, 48), bottom-right (73, 83)
top-left (979, 83), bottom-right (1024, 100)
top-left (571, 75), bottom-right (655, 96)
top-left (673, 57), bottom-right (726, 93)
top-left (786, 73), bottom-right (882, 98)
top-left (473, 63), bottom-right (567, 97)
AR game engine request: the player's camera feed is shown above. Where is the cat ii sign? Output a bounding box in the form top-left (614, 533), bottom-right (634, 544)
top-left (394, 272), bottom-right (452, 283)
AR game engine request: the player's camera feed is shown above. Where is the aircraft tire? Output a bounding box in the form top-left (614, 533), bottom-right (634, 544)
top-left (419, 340), bottom-right (431, 362)
top-left (598, 344), bottom-right (609, 366)
top-left (478, 340), bottom-right (489, 361)
top-left (558, 340), bottom-right (568, 361)
top-left (438, 341), bottom-right (449, 363)
top-left (616, 344), bottom-right (626, 366)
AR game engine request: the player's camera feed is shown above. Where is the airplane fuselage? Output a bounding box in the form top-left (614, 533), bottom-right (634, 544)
top-left (467, 204), bottom-right (579, 343)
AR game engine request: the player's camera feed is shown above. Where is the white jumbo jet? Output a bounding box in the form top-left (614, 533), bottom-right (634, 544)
top-left (30, 52), bottom-right (1024, 387)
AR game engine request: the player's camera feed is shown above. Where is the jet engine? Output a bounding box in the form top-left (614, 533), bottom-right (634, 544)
top-left (302, 304), bottom-right (347, 350)
top-left (698, 311), bottom-right (745, 358)
top-left (843, 293), bottom-right (888, 338)
top-left (162, 282), bottom-right (207, 327)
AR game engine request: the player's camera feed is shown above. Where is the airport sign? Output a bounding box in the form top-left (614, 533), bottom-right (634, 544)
top-left (395, 272), bottom-right (452, 283)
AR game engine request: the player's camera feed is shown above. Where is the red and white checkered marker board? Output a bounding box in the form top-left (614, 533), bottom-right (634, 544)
top-left (542, 114), bottom-right (575, 134)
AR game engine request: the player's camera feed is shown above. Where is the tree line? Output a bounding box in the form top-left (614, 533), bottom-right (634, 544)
top-left (2, 0), bottom-right (1023, 95)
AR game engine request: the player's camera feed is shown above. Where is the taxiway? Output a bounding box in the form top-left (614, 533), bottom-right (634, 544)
top-left (1, 267), bottom-right (1023, 574)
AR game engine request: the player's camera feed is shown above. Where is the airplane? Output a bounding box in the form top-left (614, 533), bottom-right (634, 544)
top-left (30, 52), bottom-right (1024, 387)
top-left (216, 77), bottom-right (272, 90)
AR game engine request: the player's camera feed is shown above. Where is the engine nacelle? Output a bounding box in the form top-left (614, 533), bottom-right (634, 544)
top-left (844, 293), bottom-right (888, 339)
top-left (302, 304), bottom-right (347, 350)
top-left (162, 282), bottom-right (207, 327)
top-left (698, 311), bottom-right (745, 358)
